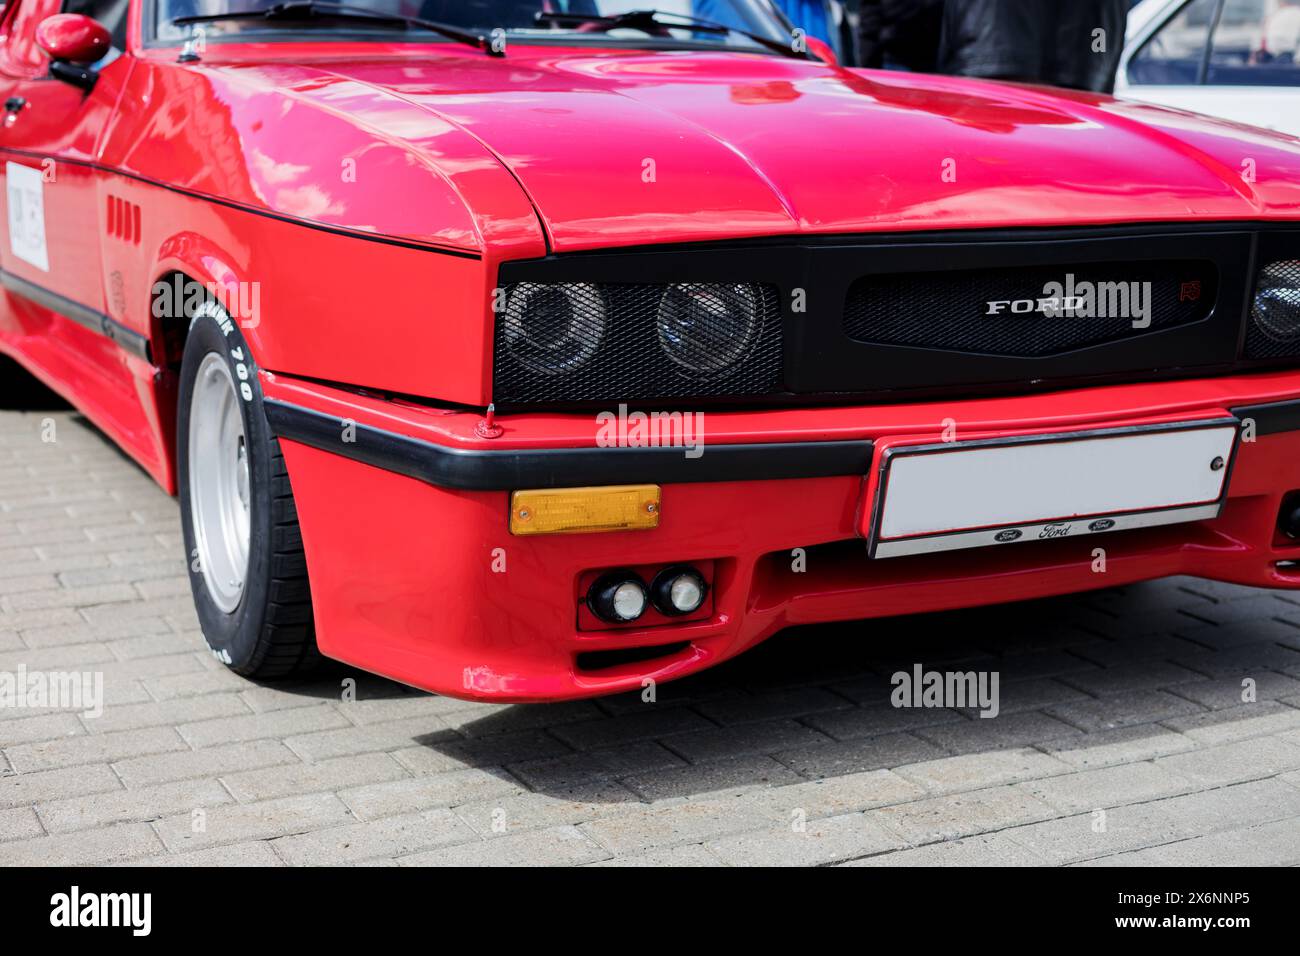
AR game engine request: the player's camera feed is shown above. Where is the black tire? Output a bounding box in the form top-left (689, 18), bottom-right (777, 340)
top-left (177, 299), bottom-right (319, 678)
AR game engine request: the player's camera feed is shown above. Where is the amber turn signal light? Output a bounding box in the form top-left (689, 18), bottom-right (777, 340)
top-left (509, 485), bottom-right (660, 536)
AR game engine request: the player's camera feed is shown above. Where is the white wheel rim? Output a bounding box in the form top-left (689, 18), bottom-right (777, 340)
top-left (189, 352), bottom-right (251, 614)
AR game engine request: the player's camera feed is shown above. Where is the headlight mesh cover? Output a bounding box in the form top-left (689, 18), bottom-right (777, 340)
top-left (491, 282), bottom-right (783, 404)
top-left (1245, 260), bottom-right (1300, 359)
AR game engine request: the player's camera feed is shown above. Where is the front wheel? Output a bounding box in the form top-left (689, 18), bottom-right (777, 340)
top-left (177, 299), bottom-right (319, 678)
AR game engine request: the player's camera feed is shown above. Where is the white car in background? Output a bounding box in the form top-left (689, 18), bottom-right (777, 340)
top-left (1118, 0), bottom-right (1300, 137)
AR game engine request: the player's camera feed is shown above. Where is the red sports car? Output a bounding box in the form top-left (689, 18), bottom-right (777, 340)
top-left (3, 0), bottom-right (1300, 702)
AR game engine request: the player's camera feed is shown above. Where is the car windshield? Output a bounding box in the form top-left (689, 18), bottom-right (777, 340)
top-left (155, 0), bottom-right (793, 50)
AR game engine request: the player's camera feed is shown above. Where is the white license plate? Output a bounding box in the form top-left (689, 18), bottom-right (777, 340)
top-left (868, 419), bottom-right (1238, 559)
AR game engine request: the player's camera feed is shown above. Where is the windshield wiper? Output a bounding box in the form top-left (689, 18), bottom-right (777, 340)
top-left (173, 1), bottom-right (501, 56)
top-left (534, 9), bottom-right (812, 60)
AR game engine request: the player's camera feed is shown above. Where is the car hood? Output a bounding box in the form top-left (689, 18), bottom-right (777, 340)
top-left (213, 48), bottom-right (1300, 253)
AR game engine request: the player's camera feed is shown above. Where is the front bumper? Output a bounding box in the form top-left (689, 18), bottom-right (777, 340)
top-left (263, 369), bottom-right (1300, 702)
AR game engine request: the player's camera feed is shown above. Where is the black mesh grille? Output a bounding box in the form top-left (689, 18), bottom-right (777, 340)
top-left (1245, 259), bottom-right (1300, 359)
top-left (492, 282), bottom-right (783, 404)
top-left (843, 261), bottom-right (1216, 356)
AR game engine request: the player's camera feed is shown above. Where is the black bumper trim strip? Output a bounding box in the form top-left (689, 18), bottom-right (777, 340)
top-left (0, 270), bottom-right (152, 362)
top-left (1231, 399), bottom-right (1300, 436)
top-left (264, 399), bottom-right (874, 491)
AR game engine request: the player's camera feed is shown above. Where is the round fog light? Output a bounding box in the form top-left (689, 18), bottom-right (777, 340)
top-left (650, 566), bottom-right (708, 616)
top-left (587, 572), bottom-right (648, 623)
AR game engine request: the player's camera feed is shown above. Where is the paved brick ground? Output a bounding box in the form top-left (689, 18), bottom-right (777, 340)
top-left (4, 403), bottom-right (1300, 866)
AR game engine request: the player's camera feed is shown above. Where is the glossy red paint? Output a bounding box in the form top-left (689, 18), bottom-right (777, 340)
top-left (2, 0), bottom-right (1300, 700)
top-left (34, 13), bottom-right (110, 63)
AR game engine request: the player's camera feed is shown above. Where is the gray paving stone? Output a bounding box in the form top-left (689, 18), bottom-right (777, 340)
top-left (1038, 724), bottom-right (1197, 768)
top-left (1069, 634), bottom-right (1202, 668)
top-left (1045, 689), bottom-right (1205, 732)
top-left (507, 741), bottom-right (686, 790)
top-left (0, 763), bottom-right (121, 809)
top-left (1003, 802), bottom-right (1184, 865)
top-left (848, 832), bottom-right (1048, 866)
top-left (272, 808), bottom-right (477, 865)
top-left (0, 805), bottom-right (44, 842)
top-left (588, 844), bottom-right (720, 866)
top-left (222, 752), bottom-right (409, 803)
top-left (35, 777), bottom-right (232, 833)
top-left (86, 694), bottom-right (250, 735)
top-left (663, 719), bottom-right (833, 764)
top-left (0, 711), bottom-right (84, 746)
top-left (896, 747), bottom-right (1073, 795)
top-left (1173, 642), bottom-right (1300, 679)
top-left (438, 700), bottom-right (603, 738)
top-left (1078, 817), bottom-right (1300, 866)
top-left (177, 704), bottom-right (350, 749)
top-left (391, 730), bottom-right (572, 774)
top-left (803, 702), bottom-right (965, 741)
top-left (399, 824), bottom-right (609, 866)
top-left (1168, 673), bottom-right (1300, 710)
top-left (1, 821), bottom-right (164, 865)
top-left (1060, 661), bottom-right (1207, 697)
top-left (693, 687), bottom-right (852, 726)
top-left (140, 669), bottom-right (250, 701)
top-left (1161, 700), bottom-right (1300, 744)
top-left (1154, 735), bottom-right (1300, 786)
top-left (1015, 761), bottom-right (1195, 814)
top-left (339, 768), bottom-right (521, 820)
top-left (913, 710), bottom-right (1083, 752)
top-left (1149, 777), bottom-right (1300, 835)
top-left (336, 693), bottom-right (476, 725)
top-left (955, 678), bottom-right (1089, 717)
top-left (454, 781), bottom-right (642, 838)
top-left (283, 716), bottom-right (458, 762)
top-left (579, 798), bottom-right (772, 855)
top-left (6, 725), bottom-right (185, 772)
top-left (706, 812), bottom-right (906, 866)
top-left (154, 793), bottom-right (355, 852)
top-left (0, 642), bottom-right (115, 671)
top-left (134, 840), bottom-right (285, 867)
top-left (620, 754), bottom-right (803, 802)
top-left (867, 785), bottom-right (1058, 845)
top-left (1176, 618), bottom-right (1300, 650)
top-left (774, 732), bottom-right (946, 779)
top-left (738, 770), bottom-right (926, 822)
top-left (113, 739), bottom-right (301, 788)
top-left (548, 708), bottom-right (715, 751)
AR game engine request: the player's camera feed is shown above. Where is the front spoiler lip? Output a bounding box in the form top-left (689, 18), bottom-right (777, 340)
top-left (263, 398), bottom-right (875, 491)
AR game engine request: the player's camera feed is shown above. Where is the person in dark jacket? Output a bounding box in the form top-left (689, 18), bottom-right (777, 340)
top-left (858, 0), bottom-right (944, 71)
top-left (937, 0), bottom-right (1129, 93)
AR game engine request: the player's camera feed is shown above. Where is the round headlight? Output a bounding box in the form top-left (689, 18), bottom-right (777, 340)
top-left (1252, 261), bottom-right (1300, 342)
top-left (503, 282), bottom-right (607, 375)
top-left (656, 283), bottom-right (762, 378)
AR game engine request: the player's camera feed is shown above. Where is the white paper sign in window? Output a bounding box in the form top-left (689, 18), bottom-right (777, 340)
top-left (7, 162), bottom-right (50, 272)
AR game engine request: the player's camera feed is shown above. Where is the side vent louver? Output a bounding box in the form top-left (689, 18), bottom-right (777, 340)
top-left (106, 195), bottom-right (141, 245)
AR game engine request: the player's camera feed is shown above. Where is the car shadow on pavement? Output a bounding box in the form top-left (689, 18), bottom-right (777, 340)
top-left (0, 355), bottom-right (72, 411)
top-left (402, 579), bottom-right (1300, 803)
